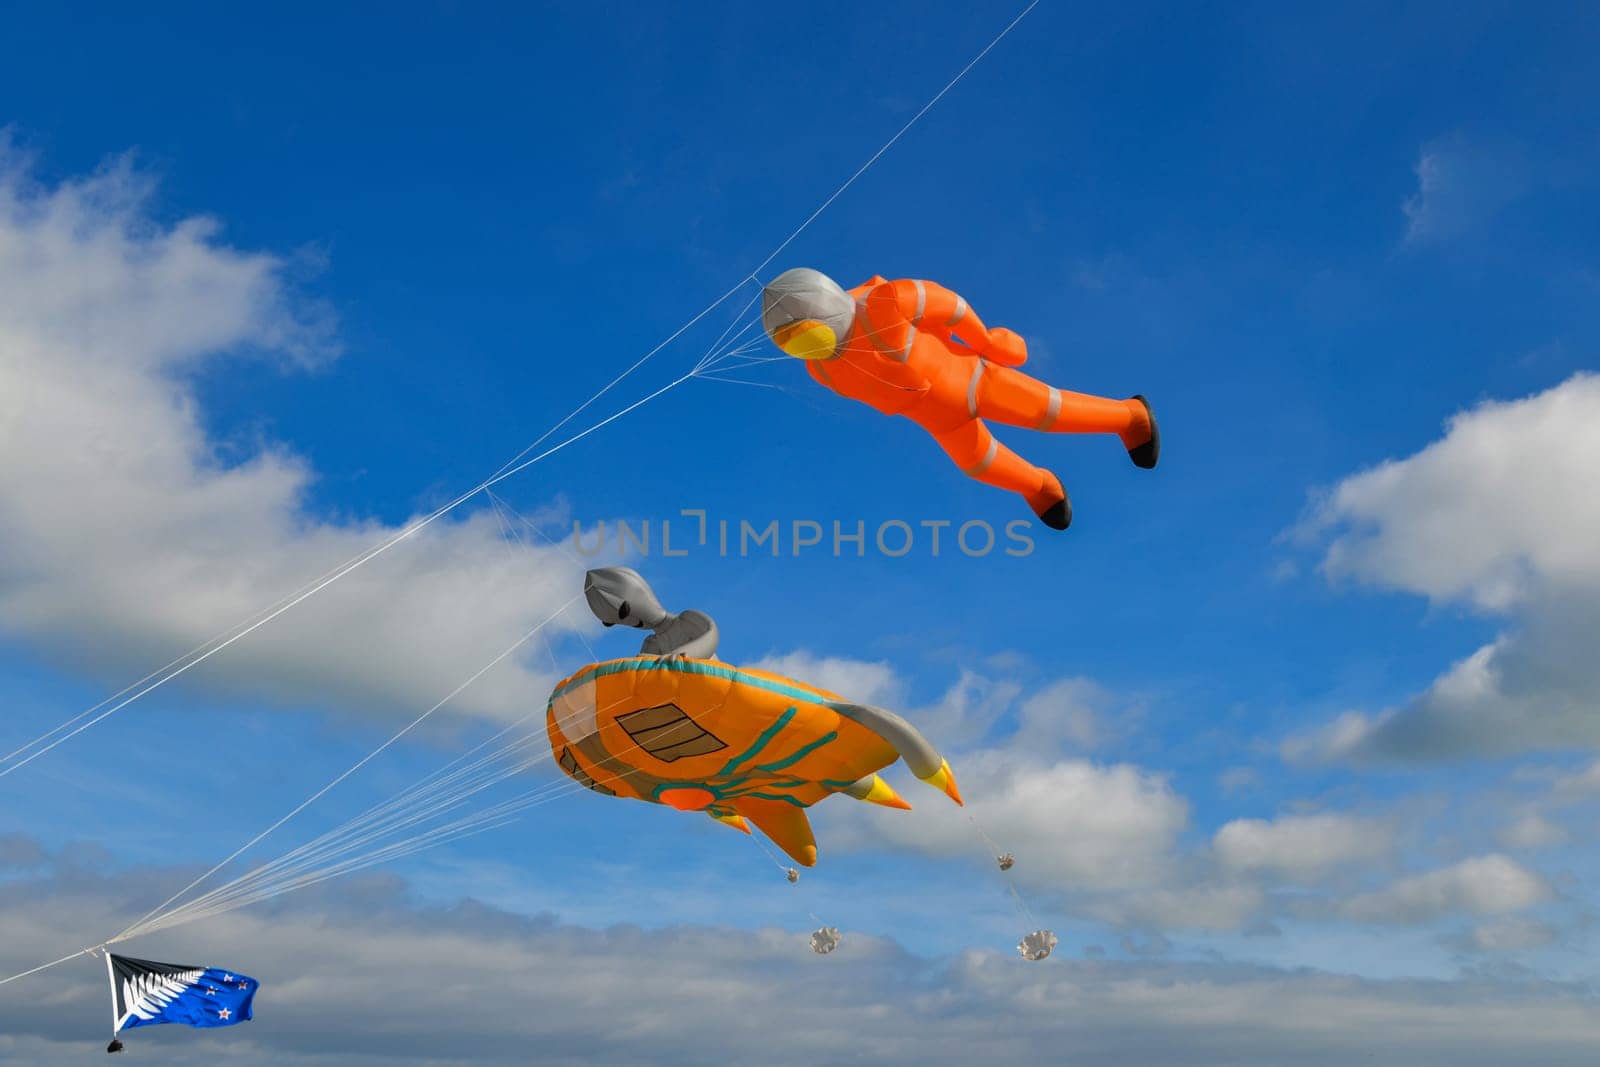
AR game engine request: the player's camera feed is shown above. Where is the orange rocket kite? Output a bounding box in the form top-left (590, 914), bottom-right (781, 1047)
top-left (761, 268), bottom-right (1161, 529)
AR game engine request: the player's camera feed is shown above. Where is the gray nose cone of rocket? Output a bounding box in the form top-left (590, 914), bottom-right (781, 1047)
top-left (761, 267), bottom-right (855, 344)
top-left (584, 566), bottom-right (667, 628)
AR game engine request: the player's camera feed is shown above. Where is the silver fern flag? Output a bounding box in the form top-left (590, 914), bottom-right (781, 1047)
top-left (106, 954), bottom-right (257, 1036)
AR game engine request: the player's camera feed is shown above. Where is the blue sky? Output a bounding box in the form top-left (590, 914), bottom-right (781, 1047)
top-left (3, 2), bottom-right (1600, 1062)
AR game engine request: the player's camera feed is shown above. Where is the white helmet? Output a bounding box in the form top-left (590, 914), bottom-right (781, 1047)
top-left (761, 268), bottom-right (855, 360)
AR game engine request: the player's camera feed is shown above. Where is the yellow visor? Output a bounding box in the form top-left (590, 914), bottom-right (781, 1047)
top-left (771, 319), bottom-right (838, 361)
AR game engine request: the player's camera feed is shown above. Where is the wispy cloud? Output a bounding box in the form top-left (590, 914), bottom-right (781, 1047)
top-left (1402, 135), bottom-right (1529, 247)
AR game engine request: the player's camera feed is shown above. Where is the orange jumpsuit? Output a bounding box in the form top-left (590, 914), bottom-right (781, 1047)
top-left (804, 276), bottom-right (1153, 514)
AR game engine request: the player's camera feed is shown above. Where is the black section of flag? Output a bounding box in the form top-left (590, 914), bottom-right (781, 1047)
top-left (109, 955), bottom-right (199, 1024)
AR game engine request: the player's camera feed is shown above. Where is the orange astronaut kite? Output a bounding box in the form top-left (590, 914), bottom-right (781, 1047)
top-left (761, 268), bottom-right (1160, 529)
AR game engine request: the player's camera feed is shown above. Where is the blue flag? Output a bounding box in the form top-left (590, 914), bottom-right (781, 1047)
top-left (107, 954), bottom-right (257, 1034)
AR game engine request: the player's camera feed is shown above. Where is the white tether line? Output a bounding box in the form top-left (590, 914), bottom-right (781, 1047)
top-left (146, 731), bottom-right (551, 928)
top-left (748, 0), bottom-right (1041, 279)
top-left (126, 679), bottom-right (709, 938)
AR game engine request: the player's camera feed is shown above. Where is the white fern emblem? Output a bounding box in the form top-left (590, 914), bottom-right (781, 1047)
top-left (120, 968), bottom-right (204, 1027)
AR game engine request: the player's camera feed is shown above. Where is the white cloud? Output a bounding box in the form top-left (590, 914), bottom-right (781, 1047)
top-left (749, 651), bottom-right (904, 708)
top-left (852, 751), bottom-right (1189, 891)
top-left (1292, 375), bottom-right (1600, 761)
top-left (1341, 855), bottom-right (1551, 924)
top-left (1309, 375), bottom-right (1600, 609)
top-left (1214, 813), bottom-right (1392, 881)
top-left (0, 150), bottom-right (591, 728)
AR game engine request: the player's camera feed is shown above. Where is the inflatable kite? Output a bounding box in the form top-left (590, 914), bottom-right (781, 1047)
top-left (761, 267), bottom-right (1161, 530)
top-left (546, 655), bottom-right (961, 866)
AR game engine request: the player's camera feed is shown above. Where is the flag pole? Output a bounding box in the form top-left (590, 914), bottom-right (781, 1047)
top-left (102, 948), bottom-right (125, 1052)
top-left (103, 950), bottom-right (115, 1032)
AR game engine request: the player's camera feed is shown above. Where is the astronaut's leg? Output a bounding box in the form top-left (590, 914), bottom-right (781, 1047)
top-left (963, 360), bottom-right (1160, 469)
top-left (927, 419), bottom-right (1071, 530)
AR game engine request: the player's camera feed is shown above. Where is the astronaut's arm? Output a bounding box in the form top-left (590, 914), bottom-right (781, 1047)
top-left (911, 281), bottom-right (1027, 367)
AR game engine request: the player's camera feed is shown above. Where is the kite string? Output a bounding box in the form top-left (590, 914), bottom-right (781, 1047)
top-left (747, 834), bottom-right (832, 937)
top-left (150, 733), bottom-right (553, 926)
top-left (140, 713), bottom-right (576, 927)
top-left (147, 736), bottom-right (561, 928)
top-left (481, 491), bottom-right (596, 661)
top-left (0, 949), bottom-right (95, 989)
top-left (125, 736), bottom-right (557, 934)
top-left (965, 810), bottom-right (1040, 930)
top-left (136, 669), bottom-right (770, 936)
top-left (125, 673), bottom-right (715, 937)
top-left (697, 296), bottom-right (776, 365)
top-left (136, 780), bottom-right (576, 936)
top-left (691, 281), bottom-right (768, 376)
top-left (485, 274), bottom-right (758, 482)
top-left (695, 374), bottom-right (786, 391)
top-left (135, 769), bottom-right (616, 938)
top-left (750, 0), bottom-right (1041, 278)
top-left (115, 659), bottom-right (568, 943)
top-left (0, 537), bottom-right (415, 771)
